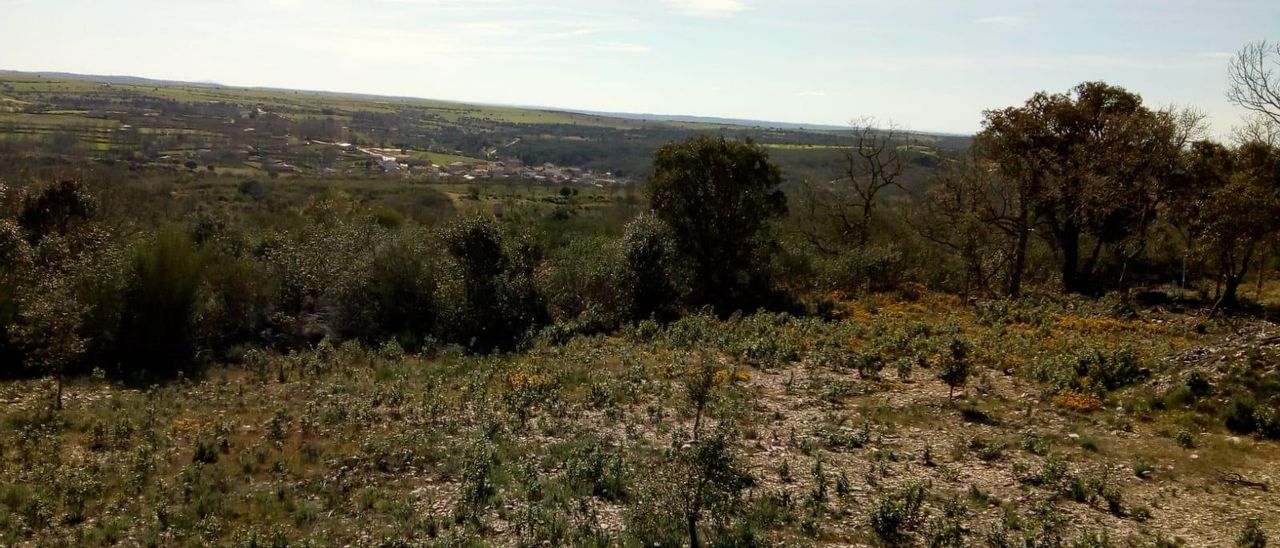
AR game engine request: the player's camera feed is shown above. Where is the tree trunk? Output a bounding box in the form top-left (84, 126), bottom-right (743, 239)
top-left (1219, 248), bottom-right (1255, 311)
top-left (1223, 275), bottom-right (1242, 309)
top-left (1008, 209), bottom-right (1029, 297)
top-left (1060, 226), bottom-right (1082, 294)
top-left (687, 512), bottom-right (701, 548)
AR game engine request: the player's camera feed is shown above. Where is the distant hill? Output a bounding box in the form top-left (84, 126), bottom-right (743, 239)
top-left (554, 110), bottom-right (853, 132)
top-left (0, 70), bottom-right (226, 89)
top-left (0, 69), bottom-right (967, 136)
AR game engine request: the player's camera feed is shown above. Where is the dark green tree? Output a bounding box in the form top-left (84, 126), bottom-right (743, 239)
top-left (648, 136), bottom-right (786, 314)
top-left (115, 229), bottom-right (208, 379)
top-left (443, 215), bottom-right (546, 352)
top-left (1175, 141), bottom-right (1280, 308)
top-left (977, 82), bottom-right (1188, 294)
top-left (617, 212), bottom-right (684, 322)
top-left (19, 179), bottom-right (97, 244)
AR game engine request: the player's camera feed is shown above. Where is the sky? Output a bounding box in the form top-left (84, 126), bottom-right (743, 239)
top-left (1, 0), bottom-right (1276, 135)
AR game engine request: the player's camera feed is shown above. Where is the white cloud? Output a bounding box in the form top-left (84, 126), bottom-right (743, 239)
top-left (665, 0), bottom-right (746, 18)
top-left (976, 15), bottom-right (1029, 28)
top-left (797, 90), bottom-right (826, 97)
top-left (1195, 51), bottom-right (1233, 60)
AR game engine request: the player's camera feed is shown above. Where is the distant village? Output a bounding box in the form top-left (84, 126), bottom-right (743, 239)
top-left (349, 144), bottom-right (631, 186)
top-left (159, 138), bottom-right (633, 186)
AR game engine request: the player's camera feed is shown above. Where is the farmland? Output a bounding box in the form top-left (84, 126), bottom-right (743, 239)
top-left (0, 72), bottom-right (965, 187)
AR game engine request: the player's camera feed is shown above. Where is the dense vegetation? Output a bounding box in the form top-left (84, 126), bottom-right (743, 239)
top-left (1, 62), bottom-right (1279, 546)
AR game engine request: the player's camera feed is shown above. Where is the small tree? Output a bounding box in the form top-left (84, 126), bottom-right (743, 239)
top-left (443, 215), bottom-right (546, 352)
top-left (676, 354), bottom-right (753, 548)
top-left (617, 212), bottom-right (684, 322)
top-left (1237, 517), bottom-right (1268, 548)
top-left (796, 119), bottom-right (906, 252)
top-left (648, 136), bottom-right (786, 314)
top-left (14, 274), bottom-right (85, 410)
top-left (115, 229), bottom-right (208, 379)
top-left (937, 337), bottom-right (971, 400)
top-left (1228, 40), bottom-right (1280, 128)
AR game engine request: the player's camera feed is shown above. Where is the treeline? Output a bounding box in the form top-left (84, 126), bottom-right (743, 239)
top-left (2, 80), bottom-right (1279, 388)
top-left (0, 135), bottom-right (786, 385)
top-left (792, 82), bottom-right (1280, 308)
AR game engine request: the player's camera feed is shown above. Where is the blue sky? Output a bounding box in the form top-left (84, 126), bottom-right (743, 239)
top-left (1, 0), bottom-right (1275, 135)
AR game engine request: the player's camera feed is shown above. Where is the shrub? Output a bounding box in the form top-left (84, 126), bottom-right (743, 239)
top-left (537, 235), bottom-right (619, 330)
top-left (1037, 345), bottom-right (1147, 396)
top-left (616, 212), bottom-right (684, 322)
top-left (815, 243), bottom-right (909, 294)
top-left (1175, 429), bottom-right (1195, 448)
top-left (938, 337), bottom-right (971, 399)
top-left (868, 481), bottom-right (928, 542)
top-left (443, 215), bottom-right (547, 352)
top-left (924, 497), bottom-right (968, 548)
top-left (263, 218), bottom-right (381, 347)
top-left (114, 229), bottom-right (208, 379)
top-left (1225, 397), bottom-right (1260, 435)
top-left (564, 439), bottom-right (628, 502)
top-left (199, 255), bottom-right (273, 354)
top-left (1237, 517), bottom-right (1268, 548)
top-left (336, 230), bottom-right (440, 351)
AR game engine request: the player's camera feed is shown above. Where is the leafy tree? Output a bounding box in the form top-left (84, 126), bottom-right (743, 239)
top-left (1175, 141), bottom-right (1280, 308)
top-left (937, 337), bottom-right (971, 400)
top-left (617, 212), bottom-right (684, 322)
top-left (977, 82), bottom-right (1188, 294)
top-left (18, 179), bottom-right (97, 244)
top-left (648, 136), bottom-right (786, 313)
top-left (443, 215), bottom-right (547, 352)
top-left (114, 229), bottom-right (208, 379)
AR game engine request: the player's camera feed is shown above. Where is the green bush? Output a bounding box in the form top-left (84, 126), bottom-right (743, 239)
top-left (443, 215), bottom-right (548, 353)
top-left (937, 337), bottom-right (972, 399)
top-left (616, 212), bottom-right (685, 322)
top-left (537, 235), bottom-right (619, 330)
top-left (336, 230), bottom-right (440, 351)
top-left (815, 243), bottom-right (909, 294)
top-left (199, 255), bottom-right (273, 354)
top-left (1237, 517), bottom-right (1268, 548)
top-left (868, 481), bottom-right (928, 542)
top-left (1036, 345), bottom-right (1147, 396)
top-left (114, 229), bottom-right (208, 379)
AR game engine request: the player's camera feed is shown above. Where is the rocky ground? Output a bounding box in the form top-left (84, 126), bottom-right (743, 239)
top-left (1, 294), bottom-right (1277, 546)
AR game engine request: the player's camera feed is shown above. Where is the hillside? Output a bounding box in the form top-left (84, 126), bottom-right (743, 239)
top-left (0, 71), bottom-right (968, 186)
top-left (2, 294), bottom-right (1277, 546)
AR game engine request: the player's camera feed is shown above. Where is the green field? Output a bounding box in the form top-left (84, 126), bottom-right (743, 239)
top-left (0, 72), bottom-right (968, 184)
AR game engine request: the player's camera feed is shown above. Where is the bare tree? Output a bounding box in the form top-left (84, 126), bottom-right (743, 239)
top-left (843, 119), bottom-right (905, 247)
top-left (795, 118), bottom-right (905, 252)
top-left (1228, 40), bottom-right (1280, 127)
top-left (1234, 112), bottom-right (1280, 146)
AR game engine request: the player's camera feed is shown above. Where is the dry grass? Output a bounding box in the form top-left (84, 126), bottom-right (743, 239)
top-left (0, 293), bottom-right (1276, 546)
